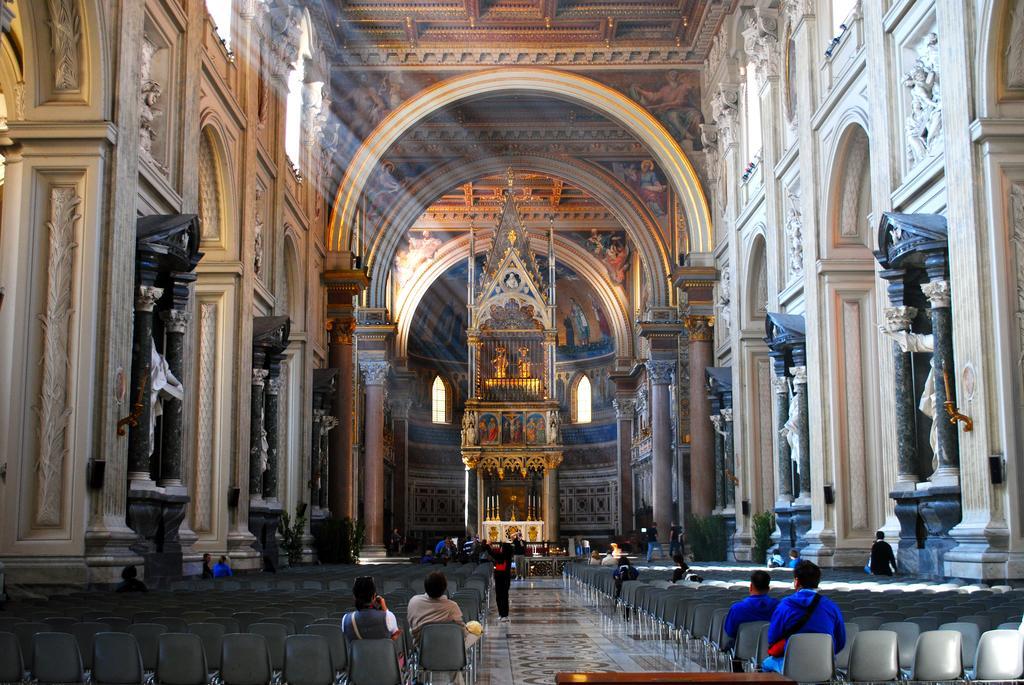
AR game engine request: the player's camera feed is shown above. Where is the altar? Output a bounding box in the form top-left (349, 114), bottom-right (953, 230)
top-left (483, 519), bottom-right (545, 543)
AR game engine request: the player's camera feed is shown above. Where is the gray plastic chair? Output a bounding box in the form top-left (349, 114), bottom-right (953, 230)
top-left (128, 623), bottom-right (167, 671)
top-left (71, 621), bottom-right (111, 670)
top-left (754, 622), bottom-right (770, 668)
top-left (187, 622), bottom-right (225, 671)
top-left (13, 622), bottom-right (48, 670)
top-left (847, 630), bottom-right (899, 682)
top-left (910, 630), bottom-right (962, 681)
top-left (153, 617), bottom-right (188, 633)
top-left (731, 620), bottom-right (768, 671)
top-left (32, 632), bottom-right (84, 683)
top-left (972, 629), bottom-right (1024, 680)
top-left (282, 635), bottom-right (333, 685)
top-left (957, 615), bottom-right (992, 632)
top-left (302, 625), bottom-right (348, 674)
top-left (43, 617), bottom-right (77, 632)
top-left (0, 631), bottom-right (24, 682)
top-left (248, 623), bottom-right (288, 671)
top-left (939, 621), bottom-right (981, 670)
top-left (347, 638), bottom-right (402, 685)
top-left (132, 612), bottom-right (162, 625)
top-left (879, 621), bottom-right (919, 670)
top-left (908, 615), bottom-right (939, 632)
top-left (849, 616), bottom-right (883, 630)
top-left (834, 622), bottom-right (859, 673)
top-left (156, 633), bottom-right (207, 685)
top-left (98, 617), bottom-right (132, 633)
top-left (180, 612), bottom-right (214, 624)
top-left (208, 617), bottom-right (241, 634)
top-left (782, 633), bottom-right (834, 683)
top-left (418, 623), bottom-right (467, 682)
top-left (258, 617), bottom-right (295, 634)
top-left (232, 613), bottom-right (264, 632)
top-left (221, 633), bottom-right (272, 685)
top-left (0, 617), bottom-right (22, 633)
top-left (281, 613), bottom-right (316, 631)
top-left (92, 632), bottom-right (144, 685)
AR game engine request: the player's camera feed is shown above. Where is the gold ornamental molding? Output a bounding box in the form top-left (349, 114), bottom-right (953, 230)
top-left (462, 450), bottom-right (563, 478)
top-left (683, 314), bottom-right (715, 342)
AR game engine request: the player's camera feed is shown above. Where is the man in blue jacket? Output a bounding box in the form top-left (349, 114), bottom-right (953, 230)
top-left (762, 560), bottom-right (845, 674)
top-left (724, 570), bottom-right (779, 671)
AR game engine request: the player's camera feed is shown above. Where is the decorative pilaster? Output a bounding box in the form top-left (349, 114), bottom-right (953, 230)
top-left (360, 359), bottom-right (389, 556)
top-left (722, 407), bottom-right (736, 509)
top-left (127, 285), bottom-right (164, 482)
top-left (262, 375), bottom-right (282, 500)
top-left (157, 309), bottom-right (189, 487)
top-left (790, 365), bottom-right (811, 499)
top-left (248, 369), bottom-right (269, 496)
top-left (882, 306), bottom-right (921, 487)
top-left (646, 359), bottom-right (675, 540)
top-left (922, 279), bottom-right (959, 487)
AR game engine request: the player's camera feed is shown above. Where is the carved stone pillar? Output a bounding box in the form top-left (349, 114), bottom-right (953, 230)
top-left (360, 360), bottom-right (389, 556)
top-left (647, 359), bottom-right (675, 541)
top-left (310, 410), bottom-right (325, 508)
top-left (262, 374), bottom-right (282, 500)
top-left (127, 285), bottom-right (163, 482)
top-left (791, 365), bottom-right (811, 499)
top-left (883, 306), bottom-right (921, 487)
top-left (248, 369), bottom-right (268, 497)
top-left (772, 374), bottom-right (794, 502)
top-left (327, 318), bottom-right (355, 518)
top-left (722, 407), bottom-right (736, 509)
top-left (613, 398), bottom-right (635, 534)
top-left (710, 413), bottom-right (725, 511)
top-left (543, 459), bottom-right (561, 543)
top-left (685, 315), bottom-right (716, 516)
top-left (922, 279), bottom-right (959, 487)
top-left (157, 309), bottom-right (188, 486)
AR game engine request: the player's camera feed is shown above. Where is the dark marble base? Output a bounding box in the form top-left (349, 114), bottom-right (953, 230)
top-left (126, 485), bottom-right (189, 583)
top-left (892, 485), bottom-right (962, 579)
top-left (249, 500), bottom-right (284, 571)
top-left (791, 504), bottom-right (812, 550)
top-left (774, 505), bottom-right (795, 557)
top-left (723, 514), bottom-right (737, 562)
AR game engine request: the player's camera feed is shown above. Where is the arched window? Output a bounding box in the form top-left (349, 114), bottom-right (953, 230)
top-left (204, 0), bottom-right (233, 50)
top-left (743, 63), bottom-right (762, 162)
top-left (575, 375), bottom-right (592, 424)
top-left (285, 15), bottom-right (313, 169)
top-left (431, 376), bottom-right (447, 424)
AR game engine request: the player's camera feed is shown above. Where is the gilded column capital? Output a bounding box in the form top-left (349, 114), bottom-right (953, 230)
top-left (327, 317), bottom-right (355, 345)
top-left (360, 360), bottom-right (390, 386)
top-left (882, 306), bottom-right (918, 332)
top-left (645, 359), bottom-right (675, 385)
top-left (543, 453), bottom-right (563, 472)
top-left (683, 314), bottom-right (715, 342)
top-left (160, 309), bottom-right (190, 333)
top-left (922, 280), bottom-right (951, 309)
top-left (136, 286), bottom-right (163, 312)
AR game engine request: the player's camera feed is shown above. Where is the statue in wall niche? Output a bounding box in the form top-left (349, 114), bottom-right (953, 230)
top-left (716, 266), bottom-right (732, 334)
top-left (149, 340), bottom-right (183, 454)
top-left (492, 345), bottom-right (509, 379)
top-left (462, 411), bottom-right (478, 447)
top-left (139, 38), bottom-right (164, 168)
top-left (880, 326), bottom-right (939, 468)
top-left (902, 33), bottom-right (942, 167)
top-left (517, 344), bottom-right (531, 378)
top-left (780, 384), bottom-right (801, 472)
top-left (253, 188), bottom-right (265, 278)
top-left (547, 411), bottom-right (560, 445)
top-left (1007, 1), bottom-right (1024, 88)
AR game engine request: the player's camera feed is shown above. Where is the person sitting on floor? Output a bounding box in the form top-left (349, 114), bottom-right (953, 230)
top-left (213, 555), bottom-right (233, 577)
top-left (116, 565), bottom-right (147, 593)
top-left (724, 570), bottom-right (779, 670)
top-left (785, 548), bottom-right (801, 568)
top-left (761, 560), bottom-right (845, 674)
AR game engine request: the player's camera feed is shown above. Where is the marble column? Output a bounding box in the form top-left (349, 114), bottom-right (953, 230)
top-left (310, 410), bottom-right (324, 508)
top-left (922, 280), bottom-right (959, 487)
top-left (685, 316), bottom-right (716, 515)
top-left (360, 360), bottom-right (389, 555)
top-left (127, 285), bottom-right (163, 481)
top-left (613, 398), bottom-right (635, 534)
top-left (328, 319), bottom-right (355, 518)
top-left (248, 369), bottom-right (269, 497)
top-left (722, 408), bottom-right (736, 509)
top-left (543, 464), bottom-right (560, 542)
top-left (883, 306), bottom-right (922, 487)
top-left (710, 414), bottom-right (725, 510)
top-left (317, 416), bottom-right (338, 510)
top-left (772, 375), bottom-right (794, 502)
top-left (262, 374), bottom-right (281, 501)
top-left (157, 309), bottom-right (188, 487)
top-left (647, 359), bottom-right (675, 539)
top-left (791, 365), bottom-right (811, 500)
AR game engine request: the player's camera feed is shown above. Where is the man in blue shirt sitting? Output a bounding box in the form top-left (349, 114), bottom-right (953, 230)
top-left (724, 570), bottom-right (779, 670)
top-left (762, 560), bottom-right (845, 674)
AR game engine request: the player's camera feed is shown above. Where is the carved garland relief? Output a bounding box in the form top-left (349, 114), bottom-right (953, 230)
top-left (47, 0), bottom-right (81, 92)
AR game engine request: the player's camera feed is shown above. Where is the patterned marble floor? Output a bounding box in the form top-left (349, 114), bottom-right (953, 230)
top-left (475, 579), bottom-right (702, 684)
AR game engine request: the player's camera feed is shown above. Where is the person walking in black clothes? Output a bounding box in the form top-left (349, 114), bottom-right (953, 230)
top-left (869, 530), bottom-right (897, 575)
top-left (511, 533), bottom-right (527, 580)
top-left (489, 541), bottom-right (514, 622)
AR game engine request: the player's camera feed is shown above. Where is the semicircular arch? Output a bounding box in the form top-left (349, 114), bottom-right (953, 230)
top-left (367, 154), bottom-right (672, 308)
top-left (328, 68), bottom-right (712, 256)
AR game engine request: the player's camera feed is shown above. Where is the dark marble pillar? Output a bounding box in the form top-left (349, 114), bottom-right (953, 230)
top-left (722, 408), bottom-right (735, 509)
top-left (157, 309), bottom-right (188, 486)
top-left (791, 365), bottom-right (811, 498)
top-left (310, 411), bottom-right (323, 508)
top-left (711, 414), bottom-right (725, 511)
top-left (772, 375), bottom-right (794, 501)
top-left (128, 285), bottom-right (163, 481)
top-left (262, 374), bottom-right (281, 500)
top-left (249, 369), bottom-right (268, 496)
top-left (883, 306), bottom-right (922, 487)
top-left (922, 279), bottom-right (959, 487)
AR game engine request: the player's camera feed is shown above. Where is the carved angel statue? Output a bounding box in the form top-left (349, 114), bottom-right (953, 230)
top-left (547, 412), bottom-right (560, 445)
top-left (492, 345), bottom-right (509, 379)
top-left (149, 340), bottom-right (183, 454)
top-left (462, 411), bottom-right (478, 447)
top-left (880, 326), bottom-right (938, 468)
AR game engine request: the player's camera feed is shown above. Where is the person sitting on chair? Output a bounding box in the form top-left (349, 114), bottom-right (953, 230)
top-left (341, 576), bottom-right (402, 643)
top-left (724, 570), bottom-right (779, 671)
top-left (761, 561), bottom-right (845, 674)
top-left (115, 565), bottom-right (147, 593)
top-left (407, 571), bottom-right (481, 650)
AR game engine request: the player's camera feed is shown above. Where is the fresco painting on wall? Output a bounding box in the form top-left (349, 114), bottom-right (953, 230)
top-left (588, 69), bottom-right (704, 149)
top-left (603, 160), bottom-right (670, 218)
top-left (408, 257), bottom-right (469, 363)
top-left (538, 258), bottom-right (616, 361)
top-left (584, 229), bottom-right (631, 285)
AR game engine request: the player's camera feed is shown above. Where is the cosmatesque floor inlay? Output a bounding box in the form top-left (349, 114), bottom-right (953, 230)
top-left (475, 579), bottom-right (700, 684)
